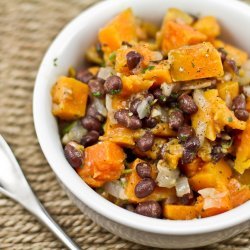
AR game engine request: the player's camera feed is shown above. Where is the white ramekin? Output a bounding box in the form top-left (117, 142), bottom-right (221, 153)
top-left (33, 0), bottom-right (250, 248)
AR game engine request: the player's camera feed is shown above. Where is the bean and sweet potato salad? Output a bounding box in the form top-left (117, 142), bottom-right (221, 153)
top-left (51, 8), bottom-right (250, 220)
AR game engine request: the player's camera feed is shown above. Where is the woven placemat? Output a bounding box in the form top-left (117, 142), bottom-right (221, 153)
top-left (0, 0), bottom-right (249, 249)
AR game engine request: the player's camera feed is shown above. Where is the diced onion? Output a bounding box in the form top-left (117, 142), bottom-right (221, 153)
top-left (180, 80), bottom-right (213, 90)
top-left (198, 188), bottom-right (228, 210)
top-left (93, 97), bottom-right (107, 117)
top-left (151, 51), bottom-right (163, 61)
top-left (137, 99), bottom-right (150, 119)
top-left (161, 83), bottom-right (175, 97)
top-left (223, 72), bottom-right (232, 82)
top-left (243, 86), bottom-right (250, 97)
top-left (196, 120), bottom-right (207, 146)
top-left (105, 94), bottom-right (117, 124)
top-left (225, 91), bottom-right (232, 108)
top-left (62, 121), bottom-right (87, 145)
top-left (151, 107), bottom-right (162, 117)
top-left (104, 181), bottom-right (128, 200)
top-left (156, 160), bottom-right (180, 188)
top-left (175, 177), bottom-right (191, 197)
top-left (97, 67), bottom-right (115, 80)
top-left (239, 60), bottom-right (250, 86)
top-left (193, 89), bottom-right (209, 110)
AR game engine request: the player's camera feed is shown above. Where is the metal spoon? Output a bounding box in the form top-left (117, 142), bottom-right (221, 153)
top-left (0, 135), bottom-right (81, 250)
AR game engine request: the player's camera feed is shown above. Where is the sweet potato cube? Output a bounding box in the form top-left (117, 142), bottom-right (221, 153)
top-left (169, 42), bottom-right (224, 81)
top-left (217, 81), bottom-right (239, 101)
top-left (143, 60), bottom-right (172, 85)
top-left (163, 8), bottom-right (194, 25)
top-left (163, 205), bottom-right (198, 220)
top-left (76, 141), bottom-right (125, 187)
top-left (193, 16), bottom-right (220, 39)
top-left (98, 9), bottom-right (137, 52)
top-left (161, 21), bottom-right (207, 54)
top-left (120, 75), bottom-right (153, 96)
top-left (52, 76), bottom-right (89, 120)
top-left (235, 119), bottom-right (250, 174)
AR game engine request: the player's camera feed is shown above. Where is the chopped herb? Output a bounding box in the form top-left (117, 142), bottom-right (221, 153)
top-left (142, 65), bottom-right (155, 73)
top-left (101, 62), bottom-right (106, 67)
top-left (228, 117), bottom-right (233, 122)
top-left (159, 95), bottom-right (167, 101)
top-left (92, 91), bottom-right (101, 97)
top-left (62, 121), bottom-right (77, 135)
top-left (53, 58), bottom-right (58, 67)
top-left (122, 169), bottom-right (133, 175)
top-left (110, 89), bottom-right (121, 95)
top-left (109, 52), bottom-right (116, 62)
top-left (191, 62), bottom-right (195, 68)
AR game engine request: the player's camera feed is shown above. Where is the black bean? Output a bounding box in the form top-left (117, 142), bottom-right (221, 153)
top-left (181, 149), bottom-right (196, 164)
top-left (81, 115), bottom-right (101, 131)
top-left (136, 162), bottom-right (151, 178)
top-left (64, 142), bottom-right (84, 168)
top-left (86, 103), bottom-right (105, 122)
top-left (134, 178), bottom-right (156, 198)
top-left (88, 78), bottom-right (105, 97)
top-left (126, 51), bottom-right (142, 70)
top-left (168, 109), bottom-right (184, 130)
top-left (177, 125), bottom-right (194, 142)
top-left (218, 48), bottom-right (227, 62)
top-left (104, 75), bottom-right (122, 95)
top-left (136, 131), bottom-right (154, 152)
top-left (114, 109), bottom-right (142, 129)
top-left (211, 145), bottom-right (225, 163)
top-left (232, 94), bottom-right (246, 110)
top-left (76, 69), bottom-right (93, 83)
top-left (234, 109), bottom-right (249, 121)
top-left (179, 192), bottom-right (194, 205)
top-left (224, 59), bottom-right (239, 74)
top-left (183, 136), bottom-right (200, 152)
top-left (129, 98), bottom-right (141, 115)
top-left (135, 201), bottom-right (162, 218)
top-left (178, 94), bottom-right (198, 114)
top-left (142, 117), bottom-right (157, 128)
top-left (81, 131), bottom-right (99, 147)
top-left (152, 88), bottom-right (167, 105)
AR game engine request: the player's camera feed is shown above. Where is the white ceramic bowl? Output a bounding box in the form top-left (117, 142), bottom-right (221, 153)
top-left (33, 0), bottom-right (250, 248)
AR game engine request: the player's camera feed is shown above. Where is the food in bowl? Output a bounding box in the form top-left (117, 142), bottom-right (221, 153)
top-left (51, 8), bottom-right (250, 220)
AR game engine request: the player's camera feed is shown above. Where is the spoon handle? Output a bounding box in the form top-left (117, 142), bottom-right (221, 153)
top-left (0, 135), bottom-right (80, 250)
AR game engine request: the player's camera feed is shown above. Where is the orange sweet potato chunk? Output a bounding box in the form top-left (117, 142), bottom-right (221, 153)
top-left (98, 9), bottom-right (137, 52)
top-left (189, 160), bottom-right (232, 191)
top-left (193, 16), bottom-right (220, 39)
top-left (235, 119), bottom-right (250, 174)
top-left (100, 118), bottom-right (136, 147)
top-left (52, 76), bottom-right (89, 120)
top-left (163, 205), bottom-right (198, 220)
top-left (161, 21), bottom-right (207, 54)
top-left (169, 42), bottom-right (224, 81)
top-left (228, 179), bottom-right (250, 208)
top-left (76, 141), bottom-right (125, 187)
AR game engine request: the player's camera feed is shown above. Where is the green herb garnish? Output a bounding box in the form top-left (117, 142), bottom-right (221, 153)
top-left (191, 62), bottom-right (195, 68)
top-left (109, 52), bottom-right (116, 62)
top-left (92, 91), bottom-right (102, 97)
top-left (122, 169), bottom-right (133, 175)
top-left (110, 89), bottom-right (121, 95)
top-left (228, 117), bottom-right (233, 122)
top-left (142, 65), bottom-right (155, 73)
top-left (62, 121), bottom-right (77, 135)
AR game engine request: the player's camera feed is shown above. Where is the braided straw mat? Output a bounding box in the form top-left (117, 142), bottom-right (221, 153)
top-left (0, 0), bottom-right (250, 249)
